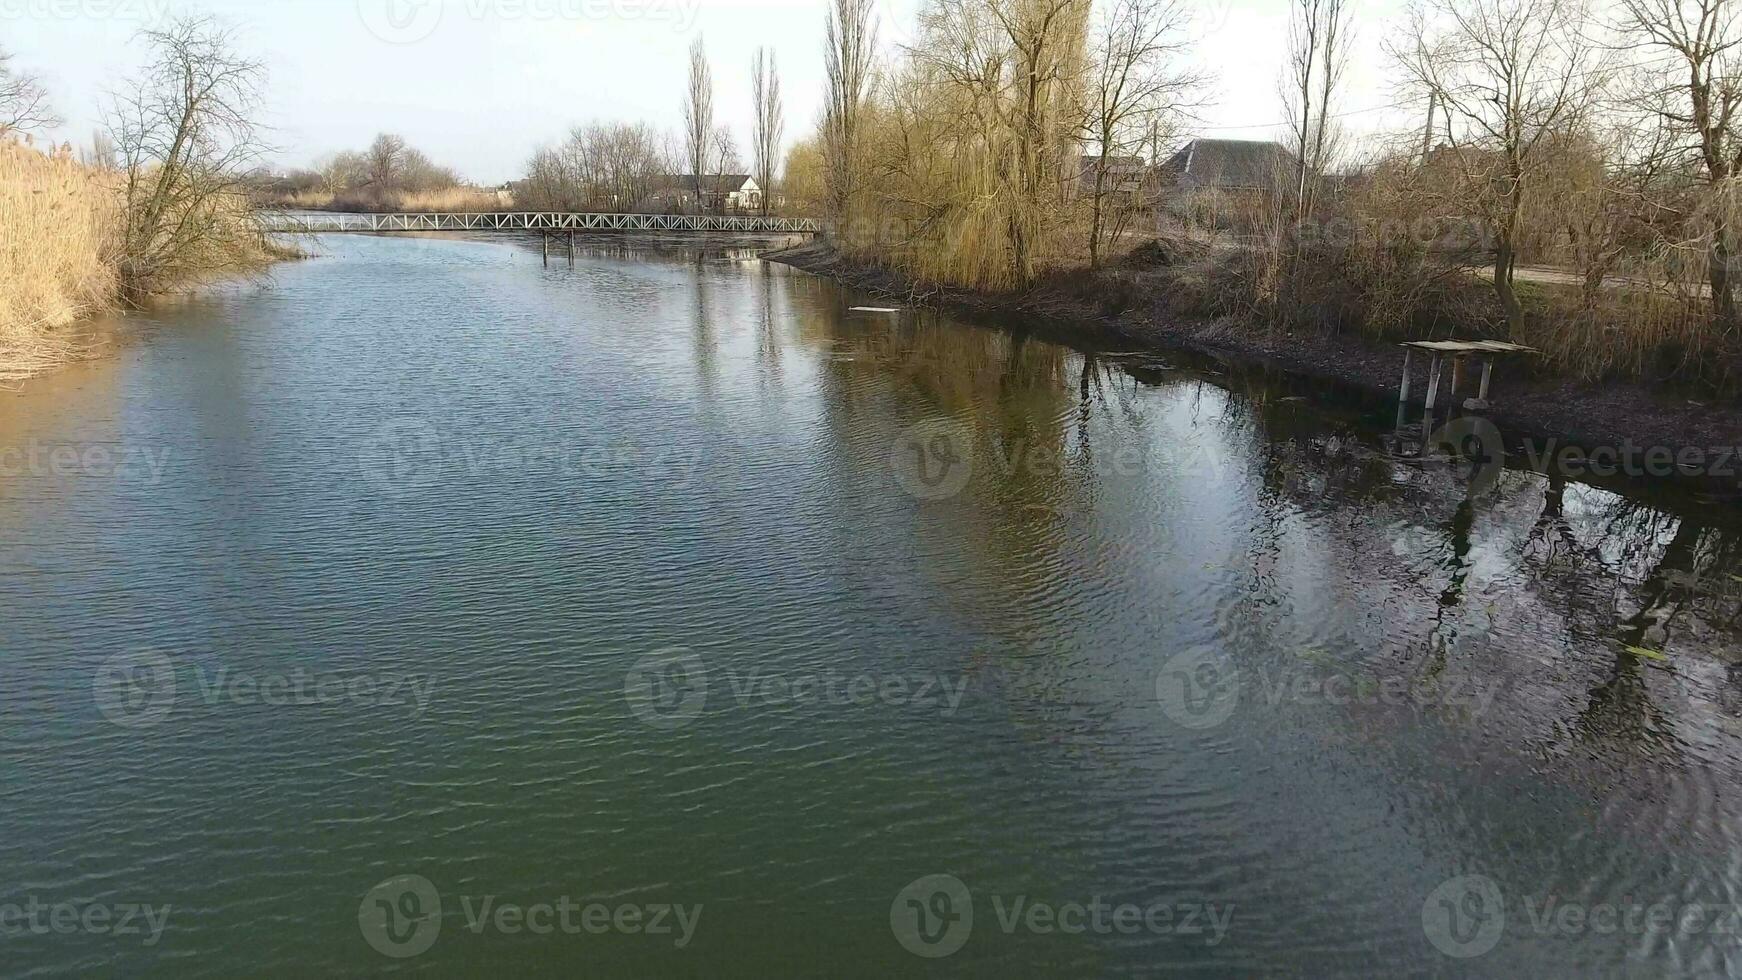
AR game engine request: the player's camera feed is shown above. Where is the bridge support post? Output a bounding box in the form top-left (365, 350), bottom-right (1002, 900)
top-left (568, 231), bottom-right (575, 267)
top-left (541, 232), bottom-right (548, 268)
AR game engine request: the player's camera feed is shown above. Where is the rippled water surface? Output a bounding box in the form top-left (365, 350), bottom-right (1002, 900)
top-left (4, 233), bottom-right (1742, 976)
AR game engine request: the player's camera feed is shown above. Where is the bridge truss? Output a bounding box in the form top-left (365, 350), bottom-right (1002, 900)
top-left (265, 212), bottom-right (820, 235)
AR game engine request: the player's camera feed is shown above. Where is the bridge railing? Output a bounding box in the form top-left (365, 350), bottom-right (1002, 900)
top-left (264, 212), bottom-right (820, 234)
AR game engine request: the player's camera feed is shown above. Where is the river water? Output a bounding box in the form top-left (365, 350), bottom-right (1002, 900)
top-left (2, 233), bottom-right (1741, 976)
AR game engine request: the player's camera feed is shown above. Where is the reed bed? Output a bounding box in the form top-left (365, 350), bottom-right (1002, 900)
top-left (0, 142), bottom-right (118, 381)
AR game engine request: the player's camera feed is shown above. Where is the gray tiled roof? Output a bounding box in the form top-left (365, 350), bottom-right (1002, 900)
top-left (1161, 140), bottom-right (1296, 190)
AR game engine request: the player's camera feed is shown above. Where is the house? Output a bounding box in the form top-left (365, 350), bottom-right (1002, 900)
top-left (1159, 139), bottom-right (1297, 192)
top-left (1073, 154), bottom-right (1150, 203)
top-left (656, 174), bottom-right (763, 214)
top-left (1156, 138), bottom-right (1299, 232)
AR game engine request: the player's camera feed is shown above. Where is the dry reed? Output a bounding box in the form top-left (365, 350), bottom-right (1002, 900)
top-left (0, 141), bottom-right (117, 381)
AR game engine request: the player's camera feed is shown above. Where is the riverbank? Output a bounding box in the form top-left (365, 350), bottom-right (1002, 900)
top-left (766, 240), bottom-right (1742, 489)
top-left (1, 142), bottom-right (299, 382)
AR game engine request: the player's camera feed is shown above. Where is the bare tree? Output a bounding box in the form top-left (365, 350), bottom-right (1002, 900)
top-left (684, 36), bottom-right (714, 214)
top-left (1395, 0), bottom-right (1603, 327)
top-left (1082, 0), bottom-right (1202, 266)
top-left (823, 0), bottom-right (877, 224)
top-left (0, 47), bottom-right (58, 136)
top-left (752, 47), bottom-right (785, 216)
top-left (1616, 0), bottom-right (1742, 332)
top-left (84, 129), bottom-right (117, 169)
top-left (1283, 0), bottom-right (1350, 220)
top-left (367, 133), bottom-right (408, 192)
top-left (523, 121), bottom-right (671, 211)
top-left (109, 16), bottom-right (268, 301)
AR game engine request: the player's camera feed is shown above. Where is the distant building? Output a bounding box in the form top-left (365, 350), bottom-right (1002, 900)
top-left (1155, 138), bottom-right (1299, 232)
top-left (655, 174), bottom-right (763, 214)
top-left (1073, 154), bottom-right (1150, 203)
top-left (1158, 139), bottom-right (1297, 192)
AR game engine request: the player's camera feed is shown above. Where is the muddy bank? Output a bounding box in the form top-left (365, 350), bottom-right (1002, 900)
top-left (766, 240), bottom-right (1742, 495)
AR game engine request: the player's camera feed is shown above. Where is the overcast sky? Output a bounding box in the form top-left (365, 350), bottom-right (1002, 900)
top-left (8, 0), bottom-right (1417, 185)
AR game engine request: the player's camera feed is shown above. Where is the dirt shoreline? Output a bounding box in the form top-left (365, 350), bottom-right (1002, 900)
top-left (765, 240), bottom-right (1742, 495)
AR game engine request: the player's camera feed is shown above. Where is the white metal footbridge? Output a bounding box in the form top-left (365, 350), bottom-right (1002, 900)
top-left (265, 212), bottom-right (820, 235)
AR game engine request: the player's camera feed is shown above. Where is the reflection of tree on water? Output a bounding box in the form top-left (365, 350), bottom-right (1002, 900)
top-left (689, 252), bottom-right (717, 401)
top-left (755, 262), bottom-right (782, 387)
top-left (791, 277), bottom-right (1742, 778)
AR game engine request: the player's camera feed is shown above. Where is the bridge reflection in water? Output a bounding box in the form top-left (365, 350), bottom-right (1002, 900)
top-left (264, 211), bottom-right (821, 235)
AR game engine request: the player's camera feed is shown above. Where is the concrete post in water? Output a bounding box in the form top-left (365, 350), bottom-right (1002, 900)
top-left (542, 232), bottom-right (548, 267)
top-left (1424, 355), bottom-right (1443, 412)
top-left (569, 231), bottom-right (575, 267)
top-left (1398, 348), bottom-right (1413, 405)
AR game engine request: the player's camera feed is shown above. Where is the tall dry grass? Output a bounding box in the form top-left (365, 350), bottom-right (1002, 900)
top-left (0, 141), bottom-right (118, 381)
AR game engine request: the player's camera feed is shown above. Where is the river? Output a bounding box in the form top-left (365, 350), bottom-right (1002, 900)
top-left (2, 232), bottom-right (1740, 976)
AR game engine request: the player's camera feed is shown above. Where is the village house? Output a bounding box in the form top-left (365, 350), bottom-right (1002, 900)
top-left (655, 174), bottom-right (763, 214)
top-left (1155, 138), bottom-right (1298, 232)
top-left (1073, 154), bottom-right (1150, 204)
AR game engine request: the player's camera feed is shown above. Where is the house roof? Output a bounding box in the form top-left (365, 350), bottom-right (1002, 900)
top-left (1161, 139), bottom-right (1295, 190)
top-left (664, 174), bottom-right (756, 193)
top-left (1078, 154), bottom-right (1145, 168)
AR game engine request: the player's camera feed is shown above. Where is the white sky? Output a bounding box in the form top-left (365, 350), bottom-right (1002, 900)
top-left (7, 0), bottom-right (1419, 184)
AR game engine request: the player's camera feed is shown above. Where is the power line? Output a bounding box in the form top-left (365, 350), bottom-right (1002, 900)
top-left (1190, 50), bottom-right (1691, 133)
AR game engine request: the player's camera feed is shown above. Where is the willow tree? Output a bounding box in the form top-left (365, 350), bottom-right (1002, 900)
top-left (912, 0), bottom-right (1091, 289)
top-left (109, 16), bottom-right (267, 302)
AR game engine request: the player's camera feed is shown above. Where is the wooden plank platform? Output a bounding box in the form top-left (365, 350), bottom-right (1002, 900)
top-left (1401, 340), bottom-right (1538, 354)
top-left (1398, 341), bottom-right (1538, 412)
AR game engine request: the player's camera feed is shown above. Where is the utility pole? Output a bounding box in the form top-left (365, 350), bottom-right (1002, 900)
top-left (1419, 89), bottom-right (1439, 164)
